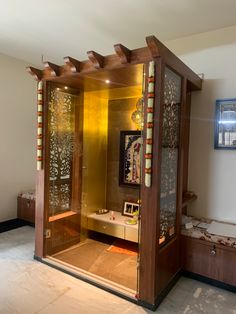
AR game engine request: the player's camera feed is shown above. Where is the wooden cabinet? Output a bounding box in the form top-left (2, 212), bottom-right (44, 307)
top-left (181, 235), bottom-right (236, 286)
top-left (88, 217), bottom-right (125, 239)
top-left (87, 211), bottom-right (138, 243)
top-left (125, 227), bottom-right (139, 242)
top-left (17, 196), bottom-right (35, 224)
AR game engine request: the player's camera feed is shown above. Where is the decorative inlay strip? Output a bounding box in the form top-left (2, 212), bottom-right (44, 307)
top-left (145, 61), bottom-right (155, 187)
top-left (37, 80), bottom-right (43, 170)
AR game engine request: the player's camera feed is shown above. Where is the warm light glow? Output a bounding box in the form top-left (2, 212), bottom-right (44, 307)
top-left (131, 98), bottom-right (144, 130)
top-left (82, 91), bottom-right (108, 229)
top-left (64, 86), bottom-right (68, 90)
top-left (105, 80), bottom-right (110, 84)
top-left (56, 87), bottom-right (60, 91)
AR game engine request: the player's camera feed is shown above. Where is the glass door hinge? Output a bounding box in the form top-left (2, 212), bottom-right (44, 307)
top-left (44, 229), bottom-right (51, 239)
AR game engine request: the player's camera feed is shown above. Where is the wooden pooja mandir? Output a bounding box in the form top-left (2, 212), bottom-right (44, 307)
top-left (27, 35), bottom-right (202, 310)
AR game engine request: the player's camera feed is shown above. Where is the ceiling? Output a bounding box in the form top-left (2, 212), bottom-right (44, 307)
top-left (1, 0), bottom-right (236, 66)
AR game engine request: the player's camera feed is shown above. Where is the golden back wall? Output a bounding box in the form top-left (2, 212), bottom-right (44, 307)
top-left (81, 85), bottom-right (142, 226)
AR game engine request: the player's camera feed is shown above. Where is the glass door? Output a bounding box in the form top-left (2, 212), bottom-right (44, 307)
top-left (43, 64), bottom-right (144, 297)
top-left (44, 83), bottom-right (82, 255)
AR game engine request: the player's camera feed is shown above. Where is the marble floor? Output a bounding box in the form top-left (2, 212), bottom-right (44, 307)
top-left (0, 226), bottom-right (236, 314)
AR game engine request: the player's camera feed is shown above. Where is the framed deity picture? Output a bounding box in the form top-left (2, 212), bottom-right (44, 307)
top-left (119, 130), bottom-right (142, 187)
top-left (215, 98), bottom-right (236, 149)
top-left (122, 201), bottom-right (140, 217)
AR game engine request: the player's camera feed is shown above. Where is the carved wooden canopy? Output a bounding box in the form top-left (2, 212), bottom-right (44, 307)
top-left (27, 35), bottom-right (202, 91)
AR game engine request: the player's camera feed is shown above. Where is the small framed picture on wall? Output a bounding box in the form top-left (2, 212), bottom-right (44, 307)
top-left (215, 98), bottom-right (236, 149)
top-left (119, 130), bottom-right (142, 187)
top-left (122, 201), bottom-right (140, 217)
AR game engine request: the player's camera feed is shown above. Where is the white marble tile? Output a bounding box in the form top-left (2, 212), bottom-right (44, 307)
top-left (0, 226), bottom-right (235, 314)
top-left (158, 277), bottom-right (236, 314)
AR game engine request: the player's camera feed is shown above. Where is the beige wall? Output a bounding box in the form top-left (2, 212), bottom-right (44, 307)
top-left (0, 53), bottom-right (36, 222)
top-left (166, 25), bottom-right (236, 223)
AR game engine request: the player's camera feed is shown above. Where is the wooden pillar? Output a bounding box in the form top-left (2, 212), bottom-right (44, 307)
top-left (35, 80), bottom-right (47, 258)
top-left (139, 58), bottom-right (164, 305)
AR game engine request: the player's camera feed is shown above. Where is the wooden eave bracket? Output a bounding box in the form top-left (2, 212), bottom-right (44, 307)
top-left (43, 61), bottom-right (61, 76)
top-left (87, 50), bottom-right (104, 69)
top-left (146, 35), bottom-right (202, 90)
top-left (64, 56), bottom-right (82, 73)
top-left (146, 35), bottom-right (161, 58)
top-left (114, 44), bottom-right (131, 64)
top-left (26, 66), bottom-right (43, 81)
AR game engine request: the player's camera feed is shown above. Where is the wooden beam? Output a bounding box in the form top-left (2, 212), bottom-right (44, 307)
top-left (146, 35), bottom-right (202, 90)
top-left (28, 47), bottom-right (152, 80)
top-left (146, 35), bottom-right (161, 57)
top-left (64, 56), bottom-right (82, 73)
top-left (43, 61), bottom-right (60, 76)
top-left (26, 36), bottom-right (202, 92)
top-left (26, 66), bottom-right (43, 81)
top-left (114, 44), bottom-right (131, 64)
top-left (87, 50), bottom-right (104, 69)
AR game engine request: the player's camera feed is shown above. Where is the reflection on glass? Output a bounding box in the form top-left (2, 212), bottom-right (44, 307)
top-left (215, 99), bottom-right (236, 148)
top-left (159, 67), bottom-right (181, 246)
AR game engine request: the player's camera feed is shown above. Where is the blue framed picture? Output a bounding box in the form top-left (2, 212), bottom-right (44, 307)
top-left (215, 98), bottom-right (236, 149)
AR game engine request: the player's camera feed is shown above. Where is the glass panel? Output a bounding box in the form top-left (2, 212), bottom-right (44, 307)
top-left (48, 89), bottom-right (75, 216)
top-left (159, 67), bottom-right (181, 246)
top-left (45, 86), bottom-right (81, 254)
top-left (44, 64), bottom-right (144, 296)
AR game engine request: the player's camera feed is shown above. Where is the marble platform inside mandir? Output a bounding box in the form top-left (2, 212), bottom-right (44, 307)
top-left (0, 226), bottom-right (236, 314)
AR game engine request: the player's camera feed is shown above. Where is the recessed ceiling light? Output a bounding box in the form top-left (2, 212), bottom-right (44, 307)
top-left (64, 86), bottom-right (68, 90)
top-left (105, 80), bottom-right (110, 84)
